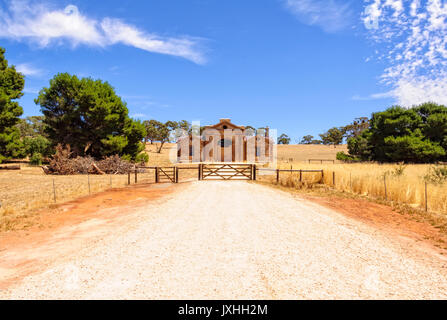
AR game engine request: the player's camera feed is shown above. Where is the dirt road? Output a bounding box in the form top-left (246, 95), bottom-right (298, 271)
top-left (1, 181), bottom-right (447, 299)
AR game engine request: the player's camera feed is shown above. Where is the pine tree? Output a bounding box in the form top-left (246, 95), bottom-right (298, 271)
top-left (0, 47), bottom-right (25, 163)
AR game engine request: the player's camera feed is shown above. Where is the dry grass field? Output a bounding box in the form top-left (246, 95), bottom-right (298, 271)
top-left (271, 145), bottom-right (447, 218)
top-left (267, 162), bottom-right (447, 214)
top-left (0, 165), bottom-right (132, 231)
top-left (145, 142), bottom-right (177, 166)
top-left (276, 144), bottom-right (348, 163)
top-left (0, 142), bottom-right (187, 231)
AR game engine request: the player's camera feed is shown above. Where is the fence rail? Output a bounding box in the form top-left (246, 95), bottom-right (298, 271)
top-left (127, 165), bottom-right (326, 184)
top-left (256, 168), bottom-right (324, 183)
top-left (308, 159), bottom-right (335, 164)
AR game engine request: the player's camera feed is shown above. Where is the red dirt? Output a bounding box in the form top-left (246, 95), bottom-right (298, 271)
top-left (0, 182), bottom-right (181, 289)
top-left (301, 193), bottom-right (447, 254)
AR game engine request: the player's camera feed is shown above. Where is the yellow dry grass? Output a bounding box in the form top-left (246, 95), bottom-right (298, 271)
top-left (0, 165), bottom-right (133, 231)
top-left (0, 143), bottom-right (187, 231)
top-left (276, 144), bottom-right (348, 163)
top-left (145, 142), bottom-right (177, 166)
top-left (272, 145), bottom-right (447, 216)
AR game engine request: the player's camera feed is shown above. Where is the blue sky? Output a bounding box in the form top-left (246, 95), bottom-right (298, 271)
top-left (1, 0), bottom-right (446, 142)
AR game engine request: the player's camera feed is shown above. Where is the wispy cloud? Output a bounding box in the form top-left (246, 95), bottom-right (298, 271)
top-left (15, 63), bottom-right (43, 76)
top-left (130, 113), bottom-right (148, 119)
top-left (123, 95), bottom-right (170, 109)
top-left (0, 1), bottom-right (206, 64)
top-left (351, 91), bottom-right (395, 101)
top-left (23, 87), bottom-right (40, 94)
top-left (362, 0), bottom-right (447, 106)
top-left (284, 0), bottom-right (354, 33)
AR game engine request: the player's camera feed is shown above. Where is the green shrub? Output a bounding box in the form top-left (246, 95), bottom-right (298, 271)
top-left (336, 151), bottom-right (360, 162)
top-left (121, 154), bottom-right (132, 162)
top-left (24, 136), bottom-right (51, 157)
top-left (135, 152), bottom-right (149, 164)
top-left (30, 153), bottom-right (43, 166)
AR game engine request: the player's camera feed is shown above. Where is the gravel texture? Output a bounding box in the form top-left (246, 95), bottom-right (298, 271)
top-left (1, 181), bottom-right (447, 299)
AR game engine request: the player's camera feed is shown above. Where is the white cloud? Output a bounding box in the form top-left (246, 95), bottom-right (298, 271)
top-left (123, 95), bottom-right (170, 109)
top-left (130, 113), bottom-right (148, 119)
top-left (363, 0), bottom-right (447, 106)
top-left (23, 87), bottom-right (39, 94)
top-left (15, 63), bottom-right (43, 76)
top-left (351, 91), bottom-right (395, 100)
top-left (0, 1), bottom-right (205, 64)
top-left (284, 0), bottom-right (354, 33)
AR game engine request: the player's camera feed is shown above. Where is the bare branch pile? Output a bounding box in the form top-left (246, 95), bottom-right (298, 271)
top-left (42, 145), bottom-right (134, 175)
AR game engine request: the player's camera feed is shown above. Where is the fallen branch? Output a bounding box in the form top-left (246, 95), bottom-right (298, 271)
top-left (0, 165), bottom-right (20, 170)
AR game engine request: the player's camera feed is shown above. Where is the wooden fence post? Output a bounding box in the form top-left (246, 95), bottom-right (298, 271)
top-left (276, 169), bottom-right (280, 183)
top-left (425, 181), bottom-right (428, 212)
top-left (198, 164), bottom-right (202, 181)
top-left (349, 172), bottom-right (352, 191)
top-left (333, 171), bottom-right (335, 187)
top-left (175, 167), bottom-right (179, 183)
top-left (135, 168), bottom-right (138, 184)
top-left (252, 165), bottom-right (257, 181)
top-left (299, 170), bottom-right (302, 182)
top-left (321, 170), bottom-right (324, 184)
top-left (88, 173), bottom-right (91, 195)
top-left (52, 178), bottom-right (56, 203)
top-left (128, 171), bottom-right (131, 185)
top-left (155, 167), bottom-right (159, 183)
top-left (384, 175), bottom-right (387, 200)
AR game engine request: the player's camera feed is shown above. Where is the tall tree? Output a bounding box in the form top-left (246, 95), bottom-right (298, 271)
top-left (277, 133), bottom-right (291, 145)
top-left (319, 127), bottom-right (345, 147)
top-left (177, 120), bottom-right (191, 133)
top-left (344, 117), bottom-right (370, 139)
top-left (300, 135), bottom-right (314, 144)
top-left (0, 47), bottom-right (25, 163)
top-left (143, 120), bottom-right (160, 144)
top-left (35, 73), bottom-right (145, 160)
top-left (154, 122), bottom-right (170, 153)
top-left (16, 116), bottom-right (47, 138)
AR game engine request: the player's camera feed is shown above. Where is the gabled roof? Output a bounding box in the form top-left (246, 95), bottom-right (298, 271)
top-left (204, 118), bottom-right (245, 130)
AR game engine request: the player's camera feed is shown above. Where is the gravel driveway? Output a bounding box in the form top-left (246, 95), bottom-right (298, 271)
top-left (1, 181), bottom-right (447, 299)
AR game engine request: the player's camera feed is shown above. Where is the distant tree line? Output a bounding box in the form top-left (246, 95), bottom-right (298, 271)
top-left (297, 117), bottom-right (369, 147)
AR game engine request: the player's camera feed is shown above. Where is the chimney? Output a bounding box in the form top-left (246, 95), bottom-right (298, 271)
top-left (265, 127), bottom-right (270, 137)
top-left (220, 118), bottom-right (231, 123)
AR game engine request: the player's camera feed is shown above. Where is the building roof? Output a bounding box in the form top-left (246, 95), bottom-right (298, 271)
top-left (204, 118), bottom-right (245, 130)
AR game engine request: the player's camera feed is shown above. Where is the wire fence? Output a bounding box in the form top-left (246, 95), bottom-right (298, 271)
top-left (259, 167), bottom-right (447, 214)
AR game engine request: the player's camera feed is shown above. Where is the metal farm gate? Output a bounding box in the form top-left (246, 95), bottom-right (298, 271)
top-left (199, 164), bottom-right (255, 181)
